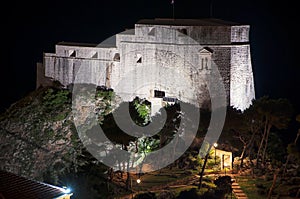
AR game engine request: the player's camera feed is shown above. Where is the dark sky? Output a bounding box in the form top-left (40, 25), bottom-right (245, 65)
top-left (1, 0), bottom-right (299, 113)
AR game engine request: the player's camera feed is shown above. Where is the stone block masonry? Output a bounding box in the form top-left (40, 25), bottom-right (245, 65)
top-left (38, 18), bottom-right (255, 112)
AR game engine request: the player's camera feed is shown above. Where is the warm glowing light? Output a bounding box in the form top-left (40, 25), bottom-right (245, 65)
top-left (136, 179), bottom-right (141, 184)
top-left (213, 143), bottom-right (218, 148)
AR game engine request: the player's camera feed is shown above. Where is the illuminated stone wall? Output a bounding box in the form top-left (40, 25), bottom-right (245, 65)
top-left (41, 19), bottom-right (255, 111)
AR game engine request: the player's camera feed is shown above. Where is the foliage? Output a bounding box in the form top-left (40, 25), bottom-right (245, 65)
top-left (1, 85), bottom-right (299, 198)
top-left (213, 176), bottom-right (232, 197)
top-left (266, 132), bottom-right (286, 164)
top-left (43, 88), bottom-right (70, 110)
top-left (157, 190), bottom-right (176, 199)
top-left (134, 192), bottom-right (157, 199)
top-left (176, 188), bottom-right (200, 199)
top-left (287, 143), bottom-right (300, 160)
top-left (133, 98), bottom-right (151, 125)
top-left (138, 136), bottom-right (160, 154)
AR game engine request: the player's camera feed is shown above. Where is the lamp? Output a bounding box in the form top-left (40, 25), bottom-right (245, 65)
top-left (213, 143), bottom-right (218, 165)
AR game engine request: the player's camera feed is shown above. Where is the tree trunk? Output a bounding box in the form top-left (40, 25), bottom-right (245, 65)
top-left (125, 171), bottom-right (132, 191)
top-left (262, 123), bottom-right (272, 164)
top-left (125, 151), bottom-right (131, 190)
top-left (198, 147), bottom-right (211, 190)
top-left (282, 130), bottom-right (300, 178)
top-left (267, 169), bottom-right (279, 199)
top-left (239, 145), bottom-right (247, 169)
top-left (257, 118), bottom-right (268, 166)
top-left (247, 133), bottom-right (257, 167)
top-left (173, 134), bottom-right (179, 160)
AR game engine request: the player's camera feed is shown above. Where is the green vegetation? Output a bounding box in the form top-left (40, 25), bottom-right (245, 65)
top-left (1, 85), bottom-right (300, 198)
top-left (236, 176), bottom-right (272, 199)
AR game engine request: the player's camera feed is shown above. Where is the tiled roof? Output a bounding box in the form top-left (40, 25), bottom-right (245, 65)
top-left (0, 170), bottom-right (71, 199)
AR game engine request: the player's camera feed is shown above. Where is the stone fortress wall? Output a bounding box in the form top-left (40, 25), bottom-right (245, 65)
top-left (38, 18), bottom-right (255, 112)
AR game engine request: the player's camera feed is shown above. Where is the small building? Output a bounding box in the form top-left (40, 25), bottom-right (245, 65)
top-left (0, 170), bottom-right (72, 199)
top-left (215, 149), bottom-right (233, 170)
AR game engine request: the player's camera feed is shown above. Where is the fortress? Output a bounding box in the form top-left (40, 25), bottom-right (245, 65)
top-left (37, 18), bottom-right (255, 112)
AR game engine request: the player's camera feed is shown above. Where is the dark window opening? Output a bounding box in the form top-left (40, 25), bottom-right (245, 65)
top-left (137, 57), bottom-right (142, 63)
top-left (70, 50), bottom-right (76, 57)
top-left (178, 28), bottom-right (188, 35)
top-left (154, 90), bottom-right (165, 98)
top-left (92, 52), bottom-right (98, 58)
top-left (163, 97), bottom-right (177, 103)
top-left (136, 54), bottom-right (142, 63)
top-left (148, 28), bottom-right (155, 36)
top-left (113, 53), bottom-right (120, 62)
top-left (201, 57), bottom-right (209, 70)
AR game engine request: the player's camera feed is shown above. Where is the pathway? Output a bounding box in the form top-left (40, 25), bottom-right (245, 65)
top-left (231, 177), bottom-right (248, 199)
top-left (117, 173), bottom-right (249, 199)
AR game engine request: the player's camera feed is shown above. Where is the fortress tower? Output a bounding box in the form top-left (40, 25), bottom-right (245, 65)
top-left (38, 18), bottom-right (255, 111)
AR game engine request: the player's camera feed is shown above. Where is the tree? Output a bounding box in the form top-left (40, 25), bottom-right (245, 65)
top-left (198, 142), bottom-right (212, 190)
top-left (254, 97), bottom-right (293, 166)
top-left (282, 114), bottom-right (300, 178)
top-left (220, 106), bottom-right (258, 169)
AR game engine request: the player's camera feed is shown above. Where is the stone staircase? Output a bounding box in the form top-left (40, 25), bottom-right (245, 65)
top-left (232, 180), bottom-right (248, 199)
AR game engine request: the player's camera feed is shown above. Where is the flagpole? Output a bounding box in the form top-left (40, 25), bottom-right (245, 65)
top-left (172, 0), bottom-right (175, 19)
top-left (173, 3), bottom-right (175, 19)
top-left (210, 0), bottom-right (213, 18)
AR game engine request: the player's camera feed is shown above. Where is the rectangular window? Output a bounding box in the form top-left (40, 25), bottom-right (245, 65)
top-left (163, 97), bottom-right (177, 102)
top-left (154, 90), bottom-right (165, 98)
top-left (68, 50), bottom-right (76, 57)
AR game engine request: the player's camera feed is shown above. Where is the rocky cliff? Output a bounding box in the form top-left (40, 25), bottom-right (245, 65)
top-left (0, 85), bottom-right (113, 183)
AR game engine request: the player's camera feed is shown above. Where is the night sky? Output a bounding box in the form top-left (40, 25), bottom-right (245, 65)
top-left (1, 0), bottom-right (299, 113)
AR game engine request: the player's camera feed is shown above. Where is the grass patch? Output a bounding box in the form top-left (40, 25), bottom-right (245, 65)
top-left (236, 176), bottom-right (272, 199)
top-left (133, 168), bottom-right (194, 191)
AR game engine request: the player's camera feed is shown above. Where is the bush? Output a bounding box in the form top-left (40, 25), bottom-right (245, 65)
top-left (176, 188), bottom-right (200, 199)
top-left (157, 190), bottom-right (175, 199)
top-left (214, 176), bottom-right (232, 198)
top-left (134, 192), bottom-right (157, 199)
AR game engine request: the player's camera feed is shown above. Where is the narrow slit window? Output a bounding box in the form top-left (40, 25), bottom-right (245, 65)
top-left (205, 57), bottom-right (208, 69)
top-left (136, 54), bottom-right (142, 63)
